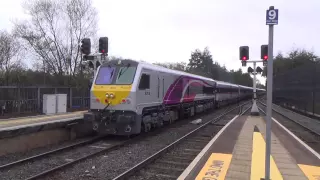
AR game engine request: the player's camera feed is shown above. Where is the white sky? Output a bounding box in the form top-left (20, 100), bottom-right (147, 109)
top-left (1, 0), bottom-right (320, 85)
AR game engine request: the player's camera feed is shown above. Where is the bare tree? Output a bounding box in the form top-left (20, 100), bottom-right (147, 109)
top-left (13, 0), bottom-right (98, 83)
top-left (0, 30), bottom-right (24, 85)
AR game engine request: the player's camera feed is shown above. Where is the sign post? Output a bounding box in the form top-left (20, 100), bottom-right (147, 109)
top-left (265, 6), bottom-right (278, 180)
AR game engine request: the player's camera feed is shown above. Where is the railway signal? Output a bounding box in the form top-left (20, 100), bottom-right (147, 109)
top-left (81, 38), bottom-right (91, 55)
top-left (256, 66), bottom-right (263, 74)
top-left (99, 37), bottom-right (108, 54)
top-left (240, 46), bottom-right (249, 67)
top-left (261, 44), bottom-right (268, 66)
top-left (239, 46), bottom-right (249, 60)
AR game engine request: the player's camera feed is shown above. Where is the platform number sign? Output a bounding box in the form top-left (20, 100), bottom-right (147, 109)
top-left (266, 9), bottom-right (279, 25)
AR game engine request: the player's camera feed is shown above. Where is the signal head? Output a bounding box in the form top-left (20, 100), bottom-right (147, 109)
top-left (261, 45), bottom-right (268, 60)
top-left (99, 37), bottom-right (108, 54)
top-left (81, 38), bottom-right (91, 55)
top-left (247, 67), bottom-right (254, 73)
top-left (256, 66), bottom-right (263, 74)
top-left (239, 46), bottom-right (249, 60)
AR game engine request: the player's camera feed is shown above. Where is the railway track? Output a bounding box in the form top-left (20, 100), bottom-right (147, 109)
top-left (0, 100), bottom-right (251, 180)
top-left (258, 101), bottom-right (320, 137)
top-left (0, 135), bottom-right (129, 180)
top-left (258, 102), bottom-right (320, 153)
top-left (0, 135), bottom-right (105, 169)
top-left (113, 103), bottom-right (252, 180)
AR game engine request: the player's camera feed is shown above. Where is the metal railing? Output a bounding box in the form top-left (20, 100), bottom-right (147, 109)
top-left (0, 86), bottom-right (90, 118)
top-left (273, 61), bottom-right (320, 116)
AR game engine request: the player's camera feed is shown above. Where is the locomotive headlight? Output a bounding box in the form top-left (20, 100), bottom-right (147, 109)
top-left (110, 93), bottom-right (114, 98)
top-left (105, 93), bottom-right (109, 98)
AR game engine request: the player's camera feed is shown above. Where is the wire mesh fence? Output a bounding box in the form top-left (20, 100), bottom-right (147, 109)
top-left (273, 61), bottom-right (320, 117)
top-left (0, 86), bottom-right (90, 118)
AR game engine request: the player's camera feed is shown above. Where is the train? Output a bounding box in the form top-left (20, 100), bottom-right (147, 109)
top-left (84, 59), bottom-right (265, 135)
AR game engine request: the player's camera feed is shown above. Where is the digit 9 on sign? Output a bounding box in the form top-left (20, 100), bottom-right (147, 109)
top-left (268, 10), bottom-right (276, 19)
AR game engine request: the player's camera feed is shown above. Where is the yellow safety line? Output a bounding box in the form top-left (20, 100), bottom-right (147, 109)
top-left (251, 132), bottom-right (283, 180)
top-left (298, 164), bottom-right (320, 180)
top-left (196, 153), bottom-right (232, 180)
top-left (0, 111), bottom-right (86, 126)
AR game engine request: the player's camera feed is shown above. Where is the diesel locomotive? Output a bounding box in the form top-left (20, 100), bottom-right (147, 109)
top-left (84, 59), bottom-right (265, 135)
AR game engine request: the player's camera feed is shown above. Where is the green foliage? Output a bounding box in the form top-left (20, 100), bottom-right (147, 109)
top-left (186, 47), bottom-right (253, 86)
top-left (262, 48), bottom-right (319, 77)
top-left (154, 48), bottom-right (253, 87)
top-left (0, 69), bottom-right (91, 87)
top-left (187, 47), bottom-right (213, 78)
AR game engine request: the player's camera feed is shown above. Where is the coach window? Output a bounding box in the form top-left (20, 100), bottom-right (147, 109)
top-left (139, 74), bottom-right (150, 90)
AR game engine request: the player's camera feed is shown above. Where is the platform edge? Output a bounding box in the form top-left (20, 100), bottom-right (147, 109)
top-left (0, 116), bottom-right (83, 132)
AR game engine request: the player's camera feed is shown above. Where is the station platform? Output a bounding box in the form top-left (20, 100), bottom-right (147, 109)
top-left (178, 115), bottom-right (320, 180)
top-left (0, 111), bottom-right (87, 132)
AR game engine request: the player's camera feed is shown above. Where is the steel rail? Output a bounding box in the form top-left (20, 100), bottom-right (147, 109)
top-left (0, 135), bottom-right (105, 169)
top-left (258, 101), bottom-right (320, 137)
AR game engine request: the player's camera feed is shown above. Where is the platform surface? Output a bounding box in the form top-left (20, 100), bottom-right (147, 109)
top-left (179, 115), bottom-right (320, 180)
top-left (0, 111), bottom-right (87, 131)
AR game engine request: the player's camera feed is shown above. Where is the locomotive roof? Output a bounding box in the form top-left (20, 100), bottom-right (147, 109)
top-left (136, 60), bottom-right (256, 90)
top-left (138, 61), bottom-right (216, 82)
top-left (101, 59), bottom-right (262, 90)
top-left (216, 81), bottom-right (238, 88)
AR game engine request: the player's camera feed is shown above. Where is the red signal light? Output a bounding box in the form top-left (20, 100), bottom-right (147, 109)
top-left (263, 55), bottom-right (268, 60)
top-left (242, 56), bottom-right (247, 60)
top-left (101, 49), bottom-right (105, 53)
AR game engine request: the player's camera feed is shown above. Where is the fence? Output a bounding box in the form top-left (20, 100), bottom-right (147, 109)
top-left (273, 61), bottom-right (320, 117)
top-left (0, 86), bottom-right (90, 118)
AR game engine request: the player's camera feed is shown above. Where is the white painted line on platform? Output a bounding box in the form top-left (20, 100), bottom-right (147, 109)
top-left (177, 115), bottom-right (239, 180)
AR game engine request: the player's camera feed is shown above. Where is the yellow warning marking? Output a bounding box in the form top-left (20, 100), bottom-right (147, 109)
top-left (0, 111), bottom-right (86, 126)
top-left (251, 132), bottom-right (283, 180)
top-left (196, 153), bottom-right (232, 180)
top-left (298, 164), bottom-right (320, 180)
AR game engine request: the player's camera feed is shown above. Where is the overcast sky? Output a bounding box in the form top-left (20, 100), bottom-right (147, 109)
top-left (1, 0), bottom-right (320, 85)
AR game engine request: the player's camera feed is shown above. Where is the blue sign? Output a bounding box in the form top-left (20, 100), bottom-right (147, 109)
top-left (266, 9), bottom-right (279, 25)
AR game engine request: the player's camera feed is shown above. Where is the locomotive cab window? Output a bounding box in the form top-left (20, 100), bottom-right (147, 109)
top-left (139, 74), bottom-right (150, 90)
top-left (115, 66), bottom-right (137, 84)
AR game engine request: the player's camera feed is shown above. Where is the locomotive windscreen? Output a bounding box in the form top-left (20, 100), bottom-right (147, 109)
top-left (95, 64), bottom-right (137, 85)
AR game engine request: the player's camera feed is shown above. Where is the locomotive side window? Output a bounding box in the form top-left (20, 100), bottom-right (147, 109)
top-left (139, 74), bottom-right (150, 90)
top-left (203, 86), bottom-right (214, 94)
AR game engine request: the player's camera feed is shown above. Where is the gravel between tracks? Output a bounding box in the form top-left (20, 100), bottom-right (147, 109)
top-left (42, 104), bottom-right (242, 180)
top-left (0, 138), bottom-right (124, 180)
top-left (0, 136), bottom-right (95, 166)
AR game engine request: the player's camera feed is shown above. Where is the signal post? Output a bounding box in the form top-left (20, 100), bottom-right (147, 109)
top-left (239, 46), bottom-right (268, 116)
top-left (80, 37), bottom-right (109, 76)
